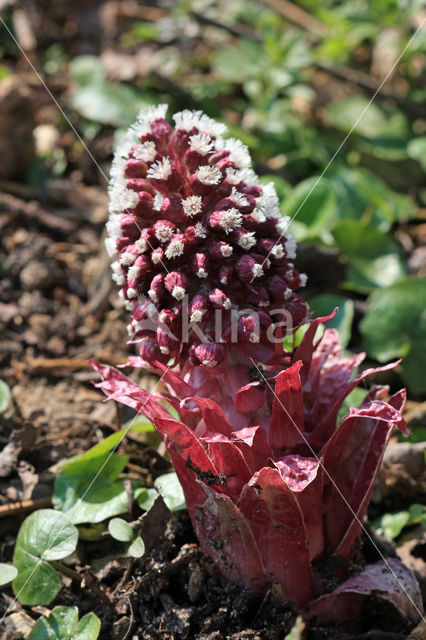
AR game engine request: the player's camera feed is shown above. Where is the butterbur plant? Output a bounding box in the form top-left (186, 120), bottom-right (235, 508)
top-left (94, 106), bottom-right (423, 625)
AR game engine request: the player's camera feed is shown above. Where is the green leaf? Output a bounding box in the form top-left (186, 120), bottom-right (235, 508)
top-left (108, 518), bottom-right (133, 542)
top-left (69, 56), bottom-right (105, 86)
top-left (29, 606), bottom-right (100, 640)
top-left (283, 177), bottom-right (337, 242)
top-left (332, 221), bottom-right (405, 292)
top-left (0, 379), bottom-right (11, 413)
top-left (128, 536), bottom-right (145, 558)
top-left (53, 453), bottom-right (129, 524)
top-left (407, 137), bottom-right (426, 170)
top-left (327, 96), bottom-right (410, 160)
top-left (70, 83), bottom-right (149, 127)
top-left (310, 294), bottom-right (354, 348)
top-left (408, 504), bottom-right (425, 524)
top-left (212, 40), bottom-right (266, 82)
top-left (284, 616), bottom-right (305, 640)
top-left (0, 563), bottom-right (18, 585)
top-left (373, 511), bottom-right (411, 539)
top-left (13, 510), bottom-right (78, 605)
top-left (75, 613), bottom-right (101, 640)
top-left (72, 431), bottom-right (126, 462)
top-left (134, 487), bottom-right (158, 512)
top-left (154, 473), bottom-right (186, 512)
top-left (360, 278), bottom-right (426, 394)
top-left (327, 166), bottom-right (416, 230)
top-left (0, 64), bottom-right (11, 80)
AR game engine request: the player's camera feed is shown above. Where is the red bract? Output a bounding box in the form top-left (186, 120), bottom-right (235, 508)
top-left (92, 314), bottom-right (418, 613)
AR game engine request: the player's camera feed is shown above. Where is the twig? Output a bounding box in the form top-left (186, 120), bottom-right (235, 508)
top-left (0, 497), bottom-right (52, 519)
top-left (26, 355), bottom-right (128, 374)
top-left (314, 62), bottom-right (425, 119)
top-left (190, 10), bottom-right (262, 42)
top-left (261, 0), bottom-right (329, 36)
top-left (52, 562), bottom-right (113, 608)
top-left (0, 191), bottom-right (76, 234)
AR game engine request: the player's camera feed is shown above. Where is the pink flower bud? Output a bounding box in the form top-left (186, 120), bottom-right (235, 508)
top-left (189, 341), bottom-right (225, 368)
top-left (209, 288), bottom-right (232, 311)
top-left (164, 271), bottom-right (189, 301)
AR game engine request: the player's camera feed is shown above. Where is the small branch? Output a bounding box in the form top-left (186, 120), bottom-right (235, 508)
top-left (313, 63), bottom-right (425, 119)
top-left (261, 0), bottom-right (329, 37)
top-left (0, 497), bottom-right (51, 519)
top-left (52, 562), bottom-right (113, 608)
top-left (190, 11), bottom-right (261, 42)
top-left (0, 191), bottom-right (76, 234)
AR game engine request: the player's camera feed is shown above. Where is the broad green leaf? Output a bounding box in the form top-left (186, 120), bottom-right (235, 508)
top-left (13, 510), bottom-right (78, 605)
top-left (75, 613), bottom-right (101, 640)
top-left (108, 518), bottom-right (133, 542)
top-left (212, 40), bottom-right (266, 82)
top-left (310, 295), bottom-right (354, 348)
top-left (72, 431), bottom-right (126, 462)
top-left (0, 379), bottom-right (11, 413)
top-left (327, 96), bottom-right (410, 160)
top-left (53, 453), bottom-right (129, 524)
top-left (154, 473), bottom-right (186, 512)
top-left (128, 536), bottom-right (145, 558)
top-left (373, 511), bottom-right (410, 539)
top-left (134, 487), bottom-right (158, 512)
top-left (407, 137), bottom-right (426, 170)
top-left (70, 83), bottom-right (149, 127)
top-left (69, 55), bottom-right (105, 86)
top-left (332, 221), bottom-right (405, 292)
top-left (29, 606), bottom-right (100, 640)
top-left (360, 278), bottom-right (426, 394)
top-left (283, 177), bottom-right (337, 242)
top-left (0, 563), bottom-right (18, 585)
top-left (327, 166), bottom-right (416, 230)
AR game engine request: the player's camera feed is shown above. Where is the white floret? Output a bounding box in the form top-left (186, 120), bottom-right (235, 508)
top-left (229, 187), bottom-right (249, 208)
top-left (173, 110), bottom-right (227, 137)
top-left (147, 156), bottom-right (172, 180)
top-left (165, 239), bottom-right (185, 259)
top-left (189, 133), bottom-right (214, 156)
top-left (215, 137), bottom-right (251, 168)
top-left (256, 182), bottom-right (280, 219)
top-left (133, 141), bottom-right (157, 163)
top-left (182, 195), bottom-right (202, 217)
top-left (219, 208), bottom-right (243, 234)
top-left (238, 232), bottom-right (257, 250)
top-left (132, 104), bottom-right (168, 138)
top-left (196, 165), bottom-right (222, 185)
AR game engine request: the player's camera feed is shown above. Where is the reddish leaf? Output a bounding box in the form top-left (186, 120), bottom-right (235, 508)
top-left (153, 417), bottom-right (221, 520)
top-left (320, 401), bottom-right (406, 554)
top-left (239, 467), bottom-right (315, 606)
top-left (235, 382), bottom-right (266, 413)
top-left (269, 361), bottom-right (304, 452)
top-left (187, 397), bottom-right (233, 436)
top-left (230, 426), bottom-right (273, 474)
top-left (90, 362), bottom-right (174, 424)
top-left (194, 486), bottom-right (268, 592)
top-left (293, 310), bottom-right (337, 384)
top-left (307, 559), bottom-right (423, 625)
top-left (275, 456), bottom-right (324, 561)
